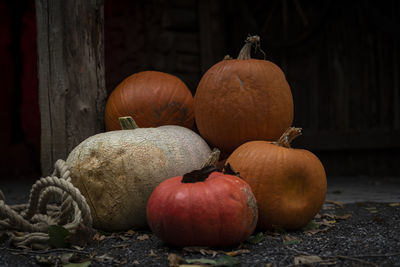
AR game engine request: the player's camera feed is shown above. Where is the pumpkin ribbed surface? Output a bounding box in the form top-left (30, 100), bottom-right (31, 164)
top-left (194, 58), bottom-right (293, 153)
top-left (105, 71), bottom-right (194, 131)
top-left (147, 171), bottom-right (258, 247)
top-left (226, 140), bottom-right (326, 230)
top-left (66, 126), bottom-right (211, 231)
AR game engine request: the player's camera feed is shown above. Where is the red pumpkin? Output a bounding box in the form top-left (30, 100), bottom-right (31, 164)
top-left (146, 166), bottom-right (258, 247)
top-left (105, 71), bottom-right (194, 131)
top-left (194, 36), bottom-right (293, 153)
top-left (226, 128), bottom-right (327, 230)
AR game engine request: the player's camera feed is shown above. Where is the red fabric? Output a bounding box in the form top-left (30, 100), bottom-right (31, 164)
top-left (0, 1), bottom-right (14, 148)
top-left (20, 1), bottom-right (40, 158)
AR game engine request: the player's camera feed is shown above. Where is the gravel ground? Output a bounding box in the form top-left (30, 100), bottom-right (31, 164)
top-left (1, 201), bottom-right (399, 267)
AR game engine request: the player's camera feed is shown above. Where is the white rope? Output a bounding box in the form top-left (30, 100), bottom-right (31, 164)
top-left (0, 159), bottom-right (92, 249)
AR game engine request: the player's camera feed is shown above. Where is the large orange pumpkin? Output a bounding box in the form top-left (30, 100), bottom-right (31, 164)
top-left (105, 71), bottom-right (194, 131)
top-left (226, 127), bottom-right (327, 230)
top-left (194, 36), bottom-right (293, 153)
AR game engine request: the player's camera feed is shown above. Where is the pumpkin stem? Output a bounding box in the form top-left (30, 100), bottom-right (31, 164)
top-left (200, 148), bottom-right (221, 169)
top-left (119, 116), bottom-right (139, 130)
top-left (181, 166), bottom-right (218, 183)
top-left (274, 127), bottom-right (302, 148)
top-left (237, 35), bottom-right (266, 60)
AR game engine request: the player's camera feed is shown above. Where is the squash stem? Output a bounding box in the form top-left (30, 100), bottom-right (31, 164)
top-left (237, 35), bottom-right (266, 60)
top-left (274, 127), bottom-right (302, 148)
top-left (200, 148), bottom-right (221, 168)
top-left (119, 116), bottom-right (139, 130)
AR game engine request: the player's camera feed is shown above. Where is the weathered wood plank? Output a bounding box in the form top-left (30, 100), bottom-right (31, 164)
top-left (198, 0), bottom-right (226, 73)
top-left (162, 6), bottom-right (198, 31)
top-left (294, 130), bottom-right (400, 151)
top-left (35, 0), bottom-right (106, 175)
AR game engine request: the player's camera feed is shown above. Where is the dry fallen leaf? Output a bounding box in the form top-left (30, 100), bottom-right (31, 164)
top-left (304, 221), bottom-right (333, 235)
top-left (321, 213), bottom-right (351, 220)
top-left (389, 203), bottom-right (400, 207)
top-left (126, 229), bottom-right (136, 236)
top-left (183, 246), bottom-right (218, 257)
top-left (93, 233), bottom-right (106, 241)
top-left (119, 259), bottom-right (128, 265)
top-left (283, 235), bottom-right (302, 245)
top-left (149, 249), bottom-right (157, 257)
top-left (66, 223), bottom-right (96, 247)
top-left (96, 254), bottom-right (114, 262)
top-left (324, 200), bottom-right (344, 209)
top-left (119, 235), bottom-right (130, 241)
top-left (224, 249), bottom-right (250, 256)
top-left (294, 255), bottom-right (323, 265)
top-left (168, 253), bottom-right (185, 267)
top-left (137, 234), bottom-right (150, 241)
top-left (321, 219), bottom-right (336, 225)
top-left (132, 260), bottom-right (140, 265)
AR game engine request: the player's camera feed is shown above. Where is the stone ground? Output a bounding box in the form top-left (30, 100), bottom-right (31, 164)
top-left (0, 175), bottom-right (399, 266)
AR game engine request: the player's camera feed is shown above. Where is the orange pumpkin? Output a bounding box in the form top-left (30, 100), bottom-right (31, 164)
top-left (105, 71), bottom-right (194, 131)
top-left (194, 36), bottom-right (293, 153)
top-left (226, 127), bottom-right (327, 230)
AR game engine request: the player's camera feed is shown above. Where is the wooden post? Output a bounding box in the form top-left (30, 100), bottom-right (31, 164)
top-left (35, 0), bottom-right (107, 175)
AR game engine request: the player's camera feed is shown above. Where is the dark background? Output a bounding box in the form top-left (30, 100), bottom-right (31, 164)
top-left (1, 0), bottom-right (399, 179)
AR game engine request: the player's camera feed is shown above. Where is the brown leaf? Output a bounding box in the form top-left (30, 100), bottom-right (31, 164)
top-left (294, 255), bottom-right (323, 265)
top-left (333, 214), bottom-right (352, 220)
top-left (321, 213), bottom-right (351, 221)
top-left (93, 233), bottom-right (106, 241)
top-left (183, 246), bottom-right (218, 257)
top-left (126, 229), bottom-right (135, 236)
top-left (224, 249), bottom-right (250, 256)
top-left (149, 249), bottom-right (157, 257)
top-left (71, 245), bottom-right (84, 250)
top-left (304, 222), bottom-right (333, 235)
top-left (321, 219), bottom-right (336, 226)
top-left (132, 260), bottom-right (140, 265)
top-left (389, 203), bottom-right (400, 207)
top-left (66, 223), bottom-right (96, 247)
top-left (119, 235), bottom-right (130, 241)
top-left (137, 234), bottom-right (150, 241)
top-left (168, 253), bottom-right (185, 267)
top-left (324, 200), bottom-right (344, 209)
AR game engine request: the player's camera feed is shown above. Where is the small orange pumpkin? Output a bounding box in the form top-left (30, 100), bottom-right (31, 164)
top-left (226, 127), bottom-right (327, 230)
top-left (105, 71), bottom-right (194, 131)
top-left (194, 36), bottom-right (293, 153)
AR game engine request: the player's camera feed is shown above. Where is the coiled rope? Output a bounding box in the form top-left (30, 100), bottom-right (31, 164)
top-left (0, 159), bottom-right (92, 249)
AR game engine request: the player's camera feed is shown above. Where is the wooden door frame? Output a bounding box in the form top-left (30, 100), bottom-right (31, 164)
top-left (35, 0), bottom-right (107, 175)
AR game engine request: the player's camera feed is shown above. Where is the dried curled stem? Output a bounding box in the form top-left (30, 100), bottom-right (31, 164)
top-left (237, 35), bottom-right (266, 60)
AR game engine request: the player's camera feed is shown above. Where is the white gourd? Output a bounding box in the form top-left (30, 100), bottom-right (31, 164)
top-left (66, 118), bottom-right (211, 231)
